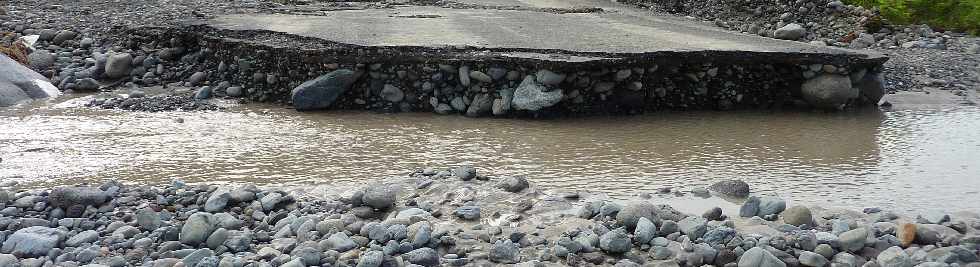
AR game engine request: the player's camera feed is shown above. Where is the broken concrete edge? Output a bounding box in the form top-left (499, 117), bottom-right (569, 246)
top-left (117, 25), bottom-right (888, 116)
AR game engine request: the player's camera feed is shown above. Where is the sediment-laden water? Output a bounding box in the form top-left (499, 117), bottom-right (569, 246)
top-left (2, 95), bottom-right (978, 213)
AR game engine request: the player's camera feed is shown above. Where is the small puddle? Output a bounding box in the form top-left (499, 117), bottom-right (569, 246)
top-left (2, 95), bottom-right (979, 214)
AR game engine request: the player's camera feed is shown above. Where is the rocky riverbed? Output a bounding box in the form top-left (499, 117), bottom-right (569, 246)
top-left (1, 166), bottom-right (978, 267)
top-left (11, 0), bottom-right (975, 115)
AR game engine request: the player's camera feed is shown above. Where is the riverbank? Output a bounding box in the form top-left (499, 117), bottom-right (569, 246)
top-left (0, 166), bottom-right (978, 266)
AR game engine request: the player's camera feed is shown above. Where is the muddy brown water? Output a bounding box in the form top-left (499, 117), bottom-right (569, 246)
top-left (1, 95), bottom-right (979, 214)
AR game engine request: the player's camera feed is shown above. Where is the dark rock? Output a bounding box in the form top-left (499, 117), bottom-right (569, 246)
top-left (708, 180), bottom-right (750, 198)
top-left (291, 69), bottom-right (360, 111)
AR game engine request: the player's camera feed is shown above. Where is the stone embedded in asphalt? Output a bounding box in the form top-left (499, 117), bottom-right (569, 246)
top-left (291, 69), bottom-right (360, 111)
top-left (104, 53), bottom-right (133, 79)
top-left (0, 226), bottom-right (66, 258)
top-left (782, 206), bottom-right (813, 226)
top-left (469, 70), bottom-right (492, 83)
top-left (381, 84), bottom-right (405, 102)
top-left (466, 93), bottom-right (493, 117)
top-left (709, 180), bottom-right (750, 198)
top-left (775, 23), bottom-right (806, 40)
top-left (616, 201), bottom-right (661, 230)
top-left (535, 69), bottom-right (566, 85)
top-left (801, 74), bottom-right (858, 110)
top-left (512, 75), bottom-right (563, 111)
top-left (599, 228), bottom-right (631, 254)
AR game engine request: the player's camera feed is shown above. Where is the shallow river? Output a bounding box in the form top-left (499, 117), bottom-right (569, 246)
top-left (2, 95), bottom-right (979, 214)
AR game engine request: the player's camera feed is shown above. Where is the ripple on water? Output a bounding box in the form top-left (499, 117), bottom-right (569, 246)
top-left (2, 99), bottom-right (979, 213)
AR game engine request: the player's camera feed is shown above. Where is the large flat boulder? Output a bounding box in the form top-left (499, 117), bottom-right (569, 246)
top-left (291, 69), bottom-right (360, 111)
top-left (1, 54), bottom-right (59, 107)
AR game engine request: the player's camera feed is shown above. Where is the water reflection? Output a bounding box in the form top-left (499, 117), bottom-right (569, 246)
top-left (1, 97), bottom-right (978, 213)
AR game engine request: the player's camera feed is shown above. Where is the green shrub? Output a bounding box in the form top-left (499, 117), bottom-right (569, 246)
top-left (844, 0), bottom-right (980, 34)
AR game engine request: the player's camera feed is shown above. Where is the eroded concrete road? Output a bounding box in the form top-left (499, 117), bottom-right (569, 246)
top-left (202, 2), bottom-right (883, 62)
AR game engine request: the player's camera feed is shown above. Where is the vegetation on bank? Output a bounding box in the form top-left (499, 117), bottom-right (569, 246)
top-left (844, 0), bottom-right (980, 34)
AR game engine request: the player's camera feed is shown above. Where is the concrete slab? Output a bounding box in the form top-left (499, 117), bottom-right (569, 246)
top-left (203, 5), bottom-right (882, 61)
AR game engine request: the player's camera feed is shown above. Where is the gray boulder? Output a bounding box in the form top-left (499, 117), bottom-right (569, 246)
top-left (291, 69), bottom-right (360, 111)
top-left (65, 230), bottom-right (99, 247)
top-left (0, 226), bottom-right (66, 257)
top-left (839, 228), bottom-right (869, 252)
top-left (52, 30), bottom-right (76, 45)
top-left (757, 197), bottom-right (786, 216)
top-left (180, 212), bottom-right (215, 246)
top-left (49, 187), bottom-right (109, 209)
top-left (512, 75), bottom-right (563, 111)
top-left (380, 84), bottom-right (404, 102)
top-left (616, 201), bottom-right (661, 230)
top-left (801, 74), bottom-right (858, 110)
top-left (404, 247), bottom-right (439, 266)
top-left (465, 93), bottom-right (493, 117)
top-left (490, 239), bottom-right (520, 263)
top-left (678, 216), bottom-right (708, 238)
top-left (799, 251), bottom-right (829, 267)
top-left (357, 250), bottom-right (383, 267)
top-left (782, 206), bottom-right (813, 226)
top-left (1, 54), bottom-right (60, 107)
top-left (204, 188), bottom-right (230, 212)
top-left (775, 23), bottom-right (806, 40)
top-left (497, 176), bottom-right (529, 192)
top-left (738, 247), bottom-right (787, 267)
top-left (0, 254), bottom-right (16, 266)
top-left (599, 228), bottom-right (632, 253)
top-left (740, 196), bottom-right (761, 217)
top-left (361, 186), bottom-right (395, 210)
top-left (104, 53), bottom-right (133, 79)
top-left (322, 232), bottom-right (357, 252)
top-left (915, 224), bottom-right (960, 245)
top-left (877, 246), bottom-right (912, 267)
top-left (634, 217), bottom-right (657, 244)
top-left (27, 50), bottom-right (54, 70)
top-left (709, 180), bottom-right (750, 198)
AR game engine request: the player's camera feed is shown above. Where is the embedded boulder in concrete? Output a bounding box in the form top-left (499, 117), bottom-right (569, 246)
top-left (291, 69), bottom-right (360, 111)
top-left (512, 75), bottom-right (563, 111)
top-left (1, 54), bottom-right (60, 107)
top-left (801, 74), bottom-right (858, 110)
